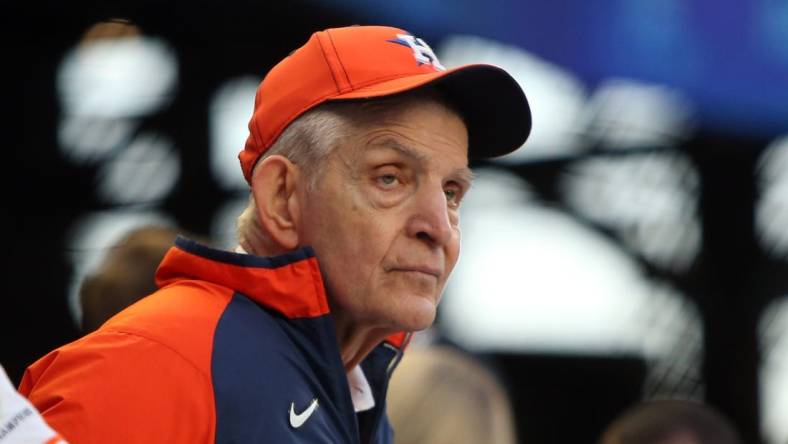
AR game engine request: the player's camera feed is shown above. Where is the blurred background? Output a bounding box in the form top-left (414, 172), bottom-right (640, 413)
top-left (8, 0), bottom-right (788, 442)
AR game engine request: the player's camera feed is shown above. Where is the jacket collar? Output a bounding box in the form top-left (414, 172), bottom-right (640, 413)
top-left (156, 236), bottom-right (330, 319)
top-left (156, 236), bottom-right (410, 349)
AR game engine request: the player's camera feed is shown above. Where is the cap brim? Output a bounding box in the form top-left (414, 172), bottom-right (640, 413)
top-left (329, 64), bottom-right (532, 159)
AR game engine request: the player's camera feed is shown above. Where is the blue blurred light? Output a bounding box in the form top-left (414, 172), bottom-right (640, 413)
top-left (312, 0), bottom-right (788, 136)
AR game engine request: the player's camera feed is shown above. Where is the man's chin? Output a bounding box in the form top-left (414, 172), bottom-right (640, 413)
top-left (395, 299), bottom-right (438, 332)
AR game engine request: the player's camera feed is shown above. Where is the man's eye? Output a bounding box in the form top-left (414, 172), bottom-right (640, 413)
top-left (445, 188), bottom-right (461, 206)
top-left (377, 174), bottom-right (398, 186)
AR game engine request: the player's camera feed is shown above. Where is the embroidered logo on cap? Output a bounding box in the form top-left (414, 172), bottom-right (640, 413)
top-left (388, 34), bottom-right (446, 71)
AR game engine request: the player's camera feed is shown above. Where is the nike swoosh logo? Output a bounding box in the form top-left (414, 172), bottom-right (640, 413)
top-left (289, 398), bottom-right (319, 428)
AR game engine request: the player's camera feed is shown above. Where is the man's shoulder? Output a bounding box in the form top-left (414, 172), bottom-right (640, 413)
top-left (20, 326), bottom-right (216, 443)
top-left (106, 279), bottom-right (233, 329)
top-left (94, 280), bottom-right (233, 364)
top-left (100, 282), bottom-right (307, 372)
top-left (22, 279), bottom-right (234, 390)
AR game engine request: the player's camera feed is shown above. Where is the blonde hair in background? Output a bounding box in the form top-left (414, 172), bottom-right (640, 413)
top-left (598, 399), bottom-right (742, 444)
top-left (79, 225), bottom-right (180, 332)
top-left (387, 345), bottom-right (517, 444)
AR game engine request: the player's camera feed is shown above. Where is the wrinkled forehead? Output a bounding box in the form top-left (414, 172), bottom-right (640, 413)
top-left (340, 98), bottom-right (469, 154)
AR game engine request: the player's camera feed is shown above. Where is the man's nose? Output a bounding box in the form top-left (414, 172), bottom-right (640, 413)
top-left (407, 185), bottom-right (454, 247)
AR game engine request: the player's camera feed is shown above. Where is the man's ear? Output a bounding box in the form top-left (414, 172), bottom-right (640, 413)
top-left (249, 155), bottom-right (302, 251)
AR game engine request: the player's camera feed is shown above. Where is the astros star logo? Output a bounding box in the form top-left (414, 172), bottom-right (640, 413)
top-left (387, 33), bottom-right (446, 71)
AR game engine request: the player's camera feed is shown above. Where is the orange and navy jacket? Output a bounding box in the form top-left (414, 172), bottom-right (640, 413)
top-left (20, 237), bottom-right (408, 443)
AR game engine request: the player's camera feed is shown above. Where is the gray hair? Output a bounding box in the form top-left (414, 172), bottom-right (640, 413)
top-left (235, 104), bottom-right (353, 250)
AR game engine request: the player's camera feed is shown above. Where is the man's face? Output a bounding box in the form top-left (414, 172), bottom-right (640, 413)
top-left (298, 100), bottom-right (470, 333)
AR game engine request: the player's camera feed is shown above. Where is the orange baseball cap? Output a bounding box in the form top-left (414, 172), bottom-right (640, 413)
top-left (239, 25), bottom-right (532, 183)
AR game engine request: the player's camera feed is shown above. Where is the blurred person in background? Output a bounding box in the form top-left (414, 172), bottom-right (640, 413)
top-left (598, 399), bottom-right (742, 444)
top-left (79, 225), bottom-right (181, 332)
top-left (387, 342), bottom-right (517, 444)
top-left (19, 25), bottom-right (531, 443)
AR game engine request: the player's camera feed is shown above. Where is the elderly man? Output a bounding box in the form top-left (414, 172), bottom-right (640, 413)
top-left (20, 25), bottom-right (531, 443)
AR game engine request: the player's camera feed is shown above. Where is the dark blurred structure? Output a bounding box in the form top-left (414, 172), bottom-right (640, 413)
top-left (9, 1), bottom-right (787, 443)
